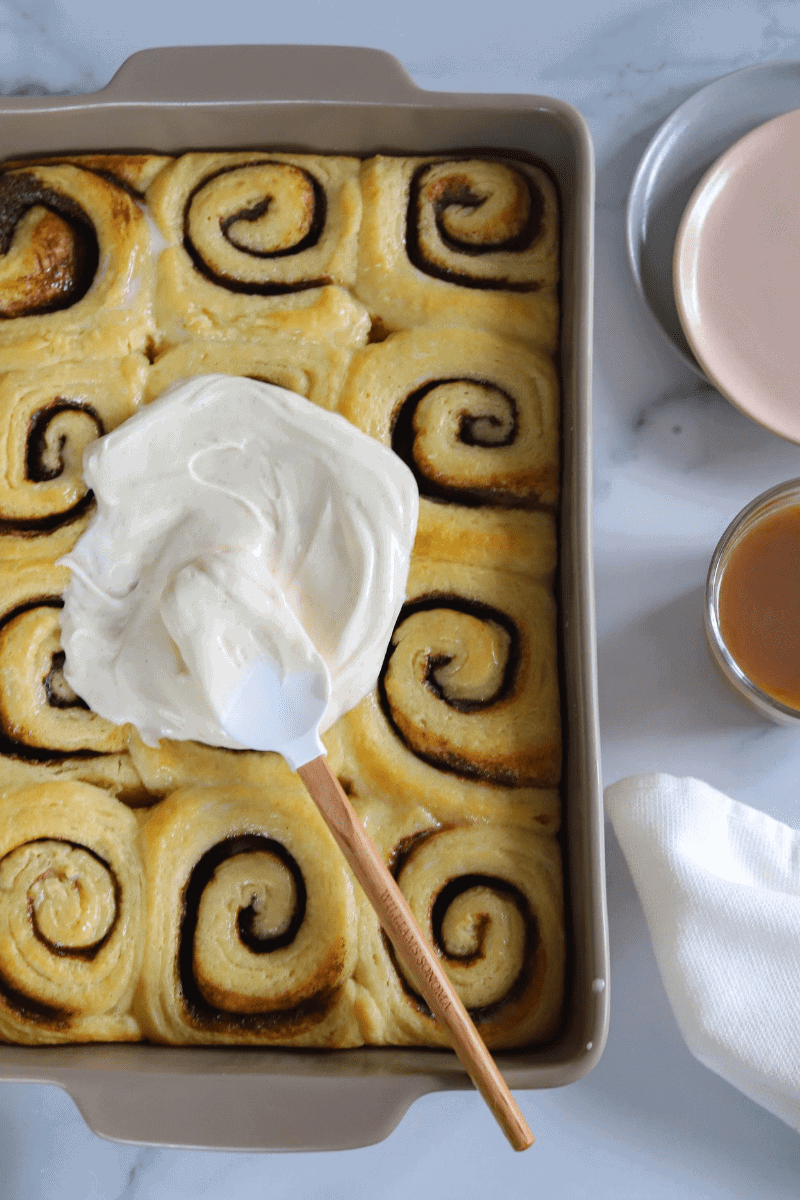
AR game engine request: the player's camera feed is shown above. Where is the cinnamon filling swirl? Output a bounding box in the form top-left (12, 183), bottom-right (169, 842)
top-left (391, 379), bottom-right (540, 508)
top-left (0, 597), bottom-right (123, 761)
top-left (382, 829), bottom-right (538, 1021)
top-left (0, 173), bottom-right (99, 316)
top-left (0, 837), bottom-right (121, 1023)
top-left (0, 400), bottom-right (103, 535)
top-left (178, 834), bottom-right (337, 1031)
top-left (378, 594), bottom-right (523, 783)
top-left (26, 400), bottom-right (103, 482)
top-left (183, 161), bottom-right (329, 294)
top-left (406, 160), bottom-right (544, 290)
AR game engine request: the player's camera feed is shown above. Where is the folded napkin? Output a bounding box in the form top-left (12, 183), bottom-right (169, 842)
top-left (605, 773), bottom-right (800, 1132)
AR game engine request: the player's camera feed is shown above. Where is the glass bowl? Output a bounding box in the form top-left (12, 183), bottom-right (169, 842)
top-left (705, 478), bottom-right (800, 725)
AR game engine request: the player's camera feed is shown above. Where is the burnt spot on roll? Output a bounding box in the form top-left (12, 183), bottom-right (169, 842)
top-left (0, 172), bottom-right (99, 316)
top-left (182, 160), bottom-right (331, 295)
top-left (406, 159), bottom-right (543, 291)
top-left (178, 833), bottom-right (339, 1033)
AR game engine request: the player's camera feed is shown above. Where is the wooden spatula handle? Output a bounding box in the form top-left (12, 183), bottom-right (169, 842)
top-left (297, 754), bottom-right (534, 1152)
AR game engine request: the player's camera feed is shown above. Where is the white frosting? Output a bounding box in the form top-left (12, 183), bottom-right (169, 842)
top-left (59, 374), bottom-right (418, 750)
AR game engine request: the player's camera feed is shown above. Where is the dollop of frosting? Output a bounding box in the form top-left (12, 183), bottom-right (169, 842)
top-left (59, 374), bottom-right (419, 749)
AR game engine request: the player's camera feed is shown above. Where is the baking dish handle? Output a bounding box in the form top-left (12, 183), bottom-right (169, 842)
top-left (101, 45), bottom-right (422, 105)
top-left (64, 1069), bottom-right (437, 1152)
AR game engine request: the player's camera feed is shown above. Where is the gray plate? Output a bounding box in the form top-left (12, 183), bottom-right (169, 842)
top-left (626, 60), bottom-right (800, 376)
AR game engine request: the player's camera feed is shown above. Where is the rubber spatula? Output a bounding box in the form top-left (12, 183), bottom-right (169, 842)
top-left (216, 601), bottom-right (534, 1151)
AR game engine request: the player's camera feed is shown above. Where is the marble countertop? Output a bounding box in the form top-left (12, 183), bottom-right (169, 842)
top-left (2, 1), bottom-right (800, 1195)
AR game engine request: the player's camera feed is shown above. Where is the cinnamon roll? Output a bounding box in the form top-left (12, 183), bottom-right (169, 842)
top-left (0, 355), bottom-right (146, 553)
top-left (144, 336), bottom-right (352, 412)
top-left (0, 781), bottom-right (143, 1043)
top-left (337, 553), bottom-right (561, 830)
top-left (146, 153), bottom-right (369, 348)
top-left (355, 156), bottom-right (559, 351)
top-left (352, 804), bottom-right (564, 1049)
top-left (135, 777), bottom-right (363, 1046)
top-left (337, 326), bottom-right (559, 515)
top-left (0, 163), bottom-right (159, 369)
top-left (0, 559), bottom-right (140, 795)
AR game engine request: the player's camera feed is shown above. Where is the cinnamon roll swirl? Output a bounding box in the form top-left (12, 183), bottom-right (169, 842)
top-left (0, 163), bottom-right (158, 369)
top-left (146, 153), bottom-right (369, 348)
top-left (0, 355), bottom-right (146, 551)
top-left (338, 553), bottom-right (560, 830)
top-left (0, 559), bottom-right (140, 795)
top-left (338, 326), bottom-right (559, 513)
top-left (355, 156), bottom-right (559, 351)
top-left (135, 778), bottom-right (363, 1046)
top-left (0, 781), bottom-right (143, 1043)
top-left (144, 336), bottom-right (352, 413)
top-left (353, 807), bottom-right (564, 1049)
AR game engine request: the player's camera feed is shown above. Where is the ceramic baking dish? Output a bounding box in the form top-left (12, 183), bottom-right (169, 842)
top-left (0, 44), bottom-right (607, 1151)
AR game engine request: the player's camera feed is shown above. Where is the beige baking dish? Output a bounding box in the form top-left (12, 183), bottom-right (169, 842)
top-left (0, 44), bottom-right (607, 1151)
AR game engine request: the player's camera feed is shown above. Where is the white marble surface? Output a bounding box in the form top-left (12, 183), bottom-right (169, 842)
top-left (2, 1), bottom-right (800, 1195)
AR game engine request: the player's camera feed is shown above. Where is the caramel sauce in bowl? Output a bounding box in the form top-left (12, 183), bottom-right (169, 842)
top-left (706, 479), bottom-right (800, 723)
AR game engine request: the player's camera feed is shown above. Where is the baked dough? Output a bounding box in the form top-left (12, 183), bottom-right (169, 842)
top-left (0, 164), bottom-right (159, 369)
top-left (338, 551), bottom-right (561, 831)
top-left (0, 355), bottom-right (146, 559)
top-left (145, 336), bottom-right (352, 412)
top-left (338, 325), bottom-right (560, 516)
top-left (135, 778), bottom-right (364, 1046)
top-left (0, 558), bottom-right (141, 796)
top-left (351, 799), bottom-right (565, 1049)
top-left (146, 152), bottom-right (370, 348)
top-left (0, 781), bottom-right (143, 1043)
top-left (354, 156), bottom-right (559, 351)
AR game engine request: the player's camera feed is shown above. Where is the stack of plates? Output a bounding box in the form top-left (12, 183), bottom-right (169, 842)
top-left (627, 62), bottom-right (800, 444)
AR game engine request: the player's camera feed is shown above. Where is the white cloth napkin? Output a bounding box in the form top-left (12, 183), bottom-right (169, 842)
top-left (605, 773), bottom-right (800, 1132)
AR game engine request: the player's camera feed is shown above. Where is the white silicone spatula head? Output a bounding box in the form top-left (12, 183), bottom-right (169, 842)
top-left (220, 657), bottom-right (329, 769)
top-left (160, 554), bottom-right (331, 767)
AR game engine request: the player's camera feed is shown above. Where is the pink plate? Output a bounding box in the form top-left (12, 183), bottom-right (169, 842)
top-left (674, 107), bottom-right (800, 443)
